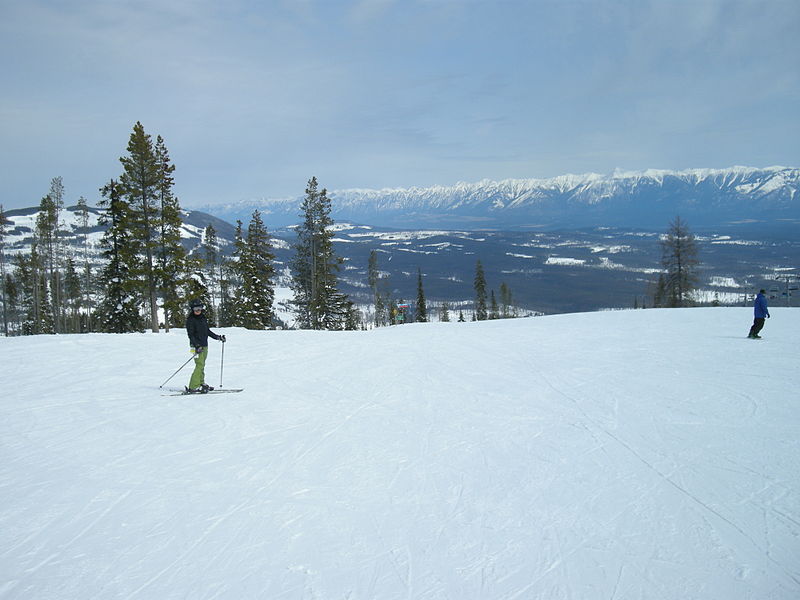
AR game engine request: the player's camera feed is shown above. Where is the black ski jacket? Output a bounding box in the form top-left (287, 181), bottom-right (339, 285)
top-left (186, 312), bottom-right (221, 348)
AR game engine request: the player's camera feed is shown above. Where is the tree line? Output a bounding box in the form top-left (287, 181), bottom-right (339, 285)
top-left (0, 123), bottom-right (342, 335)
top-left (366, 255), bottom-right (519, 325)
top-left (0, 122), bottom-right (520, 336)
top-left (0, 121), bottom-right (704, 335)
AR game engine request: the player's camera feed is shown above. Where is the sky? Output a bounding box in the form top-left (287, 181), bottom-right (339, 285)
top-left (1, 0), bottom-right (798, 211)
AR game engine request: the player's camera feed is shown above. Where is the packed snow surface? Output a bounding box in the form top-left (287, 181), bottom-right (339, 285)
top-left (2, 308), bottom-right (799, 599)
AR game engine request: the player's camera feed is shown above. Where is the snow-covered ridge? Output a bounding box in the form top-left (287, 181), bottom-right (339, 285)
top-left (200, 166), bottom-right (800, 229)
top-left (332, 165), bottom-right (791, 198)
top-left (325, 165), bottom-right (797, 208)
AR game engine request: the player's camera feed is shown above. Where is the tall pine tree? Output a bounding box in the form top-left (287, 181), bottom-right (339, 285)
top-left (119, 121), bottom-right (161, 332)
top-left (95, 179), bottom-right (142, 333)
top-left (75, 197), bottom-right (94, 331)
top-left (415, 268), bottom-right (427, 322)
top-left (48, 176), bottom-right (66, 332)
top-left (35, 194), bottom-right (59, 332)
top-left (290, 177), bottom-right (350, 330)
top-left (474, 259), bottom-right (488, 321)
top-left (153, 134), bottom-right (188, 330)
top-left (230, 210), bottom-right (276, 329)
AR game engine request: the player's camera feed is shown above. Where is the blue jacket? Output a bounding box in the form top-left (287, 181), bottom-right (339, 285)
top-left (754, 293), bottom-right (770, 319)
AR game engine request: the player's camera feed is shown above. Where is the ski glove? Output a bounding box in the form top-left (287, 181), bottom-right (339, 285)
top-left (219, 335), bottom-right (226, 343)
top-left (194, 346), bottom-right (203, 355)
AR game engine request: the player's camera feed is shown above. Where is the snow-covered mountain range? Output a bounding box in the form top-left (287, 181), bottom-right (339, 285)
top-left (3, 186), bottom-right (799, 313)
top-left (200, 166), bottom-right (800, 229)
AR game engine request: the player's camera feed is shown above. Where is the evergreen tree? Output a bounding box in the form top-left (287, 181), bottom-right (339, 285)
top-left (14, 247), bottom-right (52, 335)
top-left (95, 179), bottom-right (142, 333)
top-left (489, 290), bottom-right (499, 319)
top-left (344, 299), bottom-right (360, 331)
top-left (499, 282), bottom-right (513, 318)
top-left (119, 121), bottom-right (161, 332)
top-left (291, 177), bottom-right (322, 328)
top-left (375, 292), bottom-right (387, 328)
top-left (652, 273), bottom-right (667, 308)
top-left (440, 301), bottom-right (451, 322)
top-left (0, 204), bottom-right (8, 335)
top-left (415, 268), bottom-right (427, 322)
top-left (64, 257), bottom-right (82, 332)
top-left (182, 270), bottom-right (211, 322)
top-left (35, 194), bottom-right (59, 331)
top-left (48, 176), bottom-right (66, 332)
top-left (37, 271), bottom-right (55, 334)
top-left (367, 250), bottom-right (392, 327)
top-left (202, 224), bottom-right (221, 325)
top-left (13, 253), bottom-right (36, 334)
top-left (225, 220), bottom-right (246, 326)
top-left (4, 273), bottom-right (18, 335)
top-left (290, 177), bottom-right (350, 330)
top-left (218, 274), bottom-right (234, 327)
top-left (217, 231), bottom-right (239, 328)
top-left (660, 216), bottom-right (700, 308)
top-left (231, 210), bottom-right (276, 329)
top-left (474, 259), bottom-right (488, 321)
top-left (75, 197), bottom-right (93, 331)
top-left (368, 249), bottom-right (381, 327)
top-left (153, 134), bottom-right (187, 330)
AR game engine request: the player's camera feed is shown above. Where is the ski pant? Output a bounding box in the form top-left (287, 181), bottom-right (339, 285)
top-left (748, 317), bottom-right (765, 337)
top-left (188, 347), bottom-right (208, 389)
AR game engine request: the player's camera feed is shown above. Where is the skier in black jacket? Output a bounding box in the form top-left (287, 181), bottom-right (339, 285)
top-left (185, 299), bottom-right (226, 393)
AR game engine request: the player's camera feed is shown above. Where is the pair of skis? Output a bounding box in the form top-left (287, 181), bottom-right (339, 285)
top-left (161, 387), bottom-right (243, 397)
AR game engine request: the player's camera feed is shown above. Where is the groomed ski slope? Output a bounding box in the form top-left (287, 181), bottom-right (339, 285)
top-left (1, 308), bottom-right (798, 600)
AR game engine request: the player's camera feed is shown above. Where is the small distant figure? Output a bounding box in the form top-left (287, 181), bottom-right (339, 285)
top-left (747, 289), bottom-right (770, 339)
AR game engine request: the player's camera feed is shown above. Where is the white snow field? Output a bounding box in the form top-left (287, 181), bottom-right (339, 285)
top-left (1, 308), bottom-right (798, 600)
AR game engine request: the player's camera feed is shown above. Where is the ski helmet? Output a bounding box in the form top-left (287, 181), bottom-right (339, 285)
top-left (189, 299), bottom-right (204, 310)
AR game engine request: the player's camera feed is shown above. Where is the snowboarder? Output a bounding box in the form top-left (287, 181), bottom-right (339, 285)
top-left (186, 300), bottom-right (226, 393)
top-left (747, 289), bottom-right (770, 339)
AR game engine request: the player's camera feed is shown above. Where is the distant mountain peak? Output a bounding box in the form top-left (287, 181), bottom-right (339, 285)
top-left (195, 166), bottom-right (799, 230)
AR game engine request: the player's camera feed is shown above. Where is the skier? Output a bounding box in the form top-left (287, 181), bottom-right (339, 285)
top-left (747, 289), bottom-right (770, 339)
top-left (186, 299), bottom-right (226, 393)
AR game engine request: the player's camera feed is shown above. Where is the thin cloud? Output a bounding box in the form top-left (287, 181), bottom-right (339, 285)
top-left (0, 0), bottom-right (797, 209)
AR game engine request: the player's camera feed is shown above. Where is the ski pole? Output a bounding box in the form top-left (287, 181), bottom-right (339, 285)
top-left (159, 355), bottom-right (195, 388)
top-left (219, 339), bottom-right (225, 389)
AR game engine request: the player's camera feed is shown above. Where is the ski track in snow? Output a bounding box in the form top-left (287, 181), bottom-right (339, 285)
top-left (1, 308), bottom-right (799, 599)
top-left (537, 364), bottom-right (799, 587)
